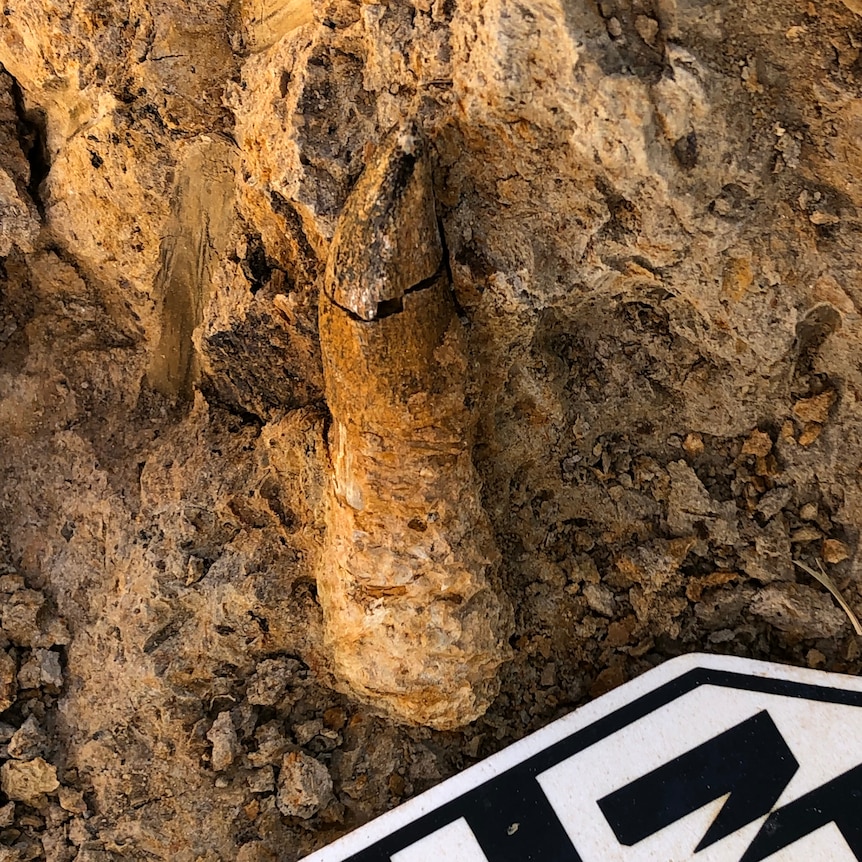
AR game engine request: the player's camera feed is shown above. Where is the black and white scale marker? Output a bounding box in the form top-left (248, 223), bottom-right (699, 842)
top-left (300, 654), bottom-right (862, 862)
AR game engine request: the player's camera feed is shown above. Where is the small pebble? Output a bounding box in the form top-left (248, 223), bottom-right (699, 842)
top-left (58, 785), bottom-right (87, 814)
top-left (683, 433), bottom-right (704, 456)
top-left (741, 429), bottom-right (772, 457)
top-left (0, 574), bottom-right (24, 593)
top-left (17, 653), bottom-right (42, 690)
top-left (0, 650), bottom-right (16, 712)
top-left (246, 658), bottom-right (300, 707)
top-left (822, 538), bottom-right (850, 564)
top-left (8, 716), bottom-right (48, 760)
top-left (635, 14), bottom-right (659, 46)
top-left (276, 751), bottom-right (333, 819)
top-left (793, 391), bottom-right (835, 424)
top-left (0, 757), bottom-right (60, 805)
top-left (0, 590), bottom-right (44, 647)
top-left (798, 422), bottom-right (823, 446)
top-left (39, 650), bottom-right (63, 688)
top-left (0, 801), bottom-right (14, 827)
top-left (583, 583), bottom-right (616, 617)
top-left (799, 502), bottom-right (819, 521)
top-left (293, 719), bottom-right (323, 747)
top-left (207, 711), bottom-right (240, 772)
top-left (807, 648), bottom-right (826, 668)
top-left (248, 766), bottom-right (275, 794)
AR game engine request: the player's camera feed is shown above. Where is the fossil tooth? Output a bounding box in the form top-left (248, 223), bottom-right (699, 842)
top-left (317, 123), bottom-right (511, 729)
top-left (324, 121), bottom-right (443, 322)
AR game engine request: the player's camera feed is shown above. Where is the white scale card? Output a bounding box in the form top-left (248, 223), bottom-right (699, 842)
top-left (300, 654), bottom-right (862, 862)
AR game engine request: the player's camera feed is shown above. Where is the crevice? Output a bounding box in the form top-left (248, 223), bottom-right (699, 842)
top-left (241, 232), bottom-right (276, 295)
top-left (792, 303), bottom-right (842, 380)
top-left (9, 77), bottom-right (50, 217)
top-left (198, 374), bottom-right (267, 427)
top-left (327, 266), bottom-right (445, 323)
top-left (269, 190), bottom-right (321, 278)
top-left (326, 216), bottom-right (452, 322)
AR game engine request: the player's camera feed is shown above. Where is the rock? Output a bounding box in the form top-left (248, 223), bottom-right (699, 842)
top-left (0, 575), bottom-right (24, 593)
top-left (799, 502), bottom-right (819, 521)
top-left (247, 722), bottom-right (289, 768)
top-left (0, 758), bottom-right (60, 805)
top-left (0, 844), bottom-right (22, 862)
top-left (35, 619), bottom-right (71, 650)
top-left (666, 461), bottom-right (739, 545)
top-left (8, 717), bottom-right (48, 760)
top-left (634, 14), bottom-right (659, 46)
top-left (247, 766), bottom-right (274, 794)
top-left (38, 650), bottom-right (63, 688)
top-left (739, 517), bottom-right (793, 584)
top-left (0, 801), bottom-right (14, 826)
top-left (0, 649), bottom-right (16, 712)
top-left (41, 830), bottom-right (76, 862)
top-left (44, 801), bottom-right (71, 827)
top-left (65, 817), bottom-right (92, 848)
top-left (615, 539), bottom-right (694, 591)
top-left (791, 525), bottom-right (822, 543)
top-left (206, 711), bottom-right (240, 772)
top-left (798, 423), bottom-right (823, 446)
top-left (230, 0), bottom-right (313, 54)
top-left (792, 391), bottom-right (836, 425)
top-left (741, 429), bottom-right (773, 457)
top-left (0, 591), bottom-right (44, 647)
top-left (682, 433), bottom-right (704, 456)
top-left (750, 584), bottom-right (847, 638)
top-left (57, 786), bottom-right (87, 815)
top-left (322, 708), bottom-right (347, 731)
top-left (293, 719), bottom-right (323, 747)
top-left (72, 850), bottom-right (116, 862)
top-left (16, 652), bottom-right (41, 690)
top-left (276, 751), bottom-right (333, 819)
top-left (245, 658), bottom-right (300, 707)
top-left (807, 648), bottom-right (827, 669)
top-left (822, 539), bottom-right (851, 564)
top-left (0, 166), bottom-right (40, 256)
top-left (236, 841), bottom-right (277, 862)
top-left (755, 487), bottom-right (792, 521)
top-left (686, 570), bottom-right (740, 603)
top-left (582, 584), bottom-right (616, 617)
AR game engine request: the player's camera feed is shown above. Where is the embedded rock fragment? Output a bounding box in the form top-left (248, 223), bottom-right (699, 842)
top-left (0, 758), bottom-right (59, 805)
top-left (38, 650), bottom-right (63, 689)
top-left (245, 657), bottom-right (300, 707)
top-left (1, 590), bottom-right (44, 646)
top-left (276, 751), bottom-right (333, 819)
top-left (8, 717), bottom-right (48, 760)
top-left (750, 584), bottom-right (847, 638)
top-left (207, 711), bottom-right (240, 772)
top-left (0, 649), bottom-right (15, 712)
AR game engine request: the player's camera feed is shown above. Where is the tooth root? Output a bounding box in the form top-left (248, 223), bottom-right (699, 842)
top-left (316, 124), bottom-right (511, 730)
